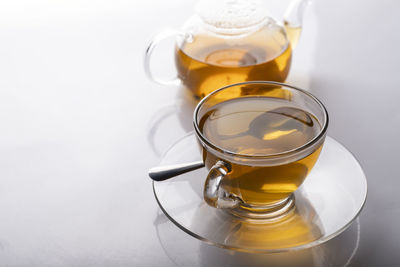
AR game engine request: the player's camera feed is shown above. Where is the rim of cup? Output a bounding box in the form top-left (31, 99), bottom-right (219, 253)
top-left (193, 81), bottom-right (329, 160)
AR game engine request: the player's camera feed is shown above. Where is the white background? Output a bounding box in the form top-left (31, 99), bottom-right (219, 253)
top-left (0, 0), bottom-right (399, 266)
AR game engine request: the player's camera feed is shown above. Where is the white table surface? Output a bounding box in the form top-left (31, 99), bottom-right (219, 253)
top-left (0, 0), bottom-right (399, 266)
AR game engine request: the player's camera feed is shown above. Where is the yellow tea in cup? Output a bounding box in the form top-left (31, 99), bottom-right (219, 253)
top-left (199, 97), bottom-right (322, 207)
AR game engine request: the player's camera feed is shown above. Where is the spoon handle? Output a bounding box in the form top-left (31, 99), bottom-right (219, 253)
top-left (148, 161), bottom-right (205, 181)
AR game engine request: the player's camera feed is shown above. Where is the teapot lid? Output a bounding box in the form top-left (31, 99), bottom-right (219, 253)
top-left (195, 0), bottom-right (269, 36)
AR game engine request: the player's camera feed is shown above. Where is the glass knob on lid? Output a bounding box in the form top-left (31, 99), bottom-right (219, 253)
top-left (195, 0), bottom-right (270, 36)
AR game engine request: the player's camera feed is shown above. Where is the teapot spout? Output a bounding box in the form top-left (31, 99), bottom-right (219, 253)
top-left (283, 0), bottom-right (310, 48)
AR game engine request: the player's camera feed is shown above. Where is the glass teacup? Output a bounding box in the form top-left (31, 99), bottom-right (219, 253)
top-left (194, 81), bottom-right (328, 219)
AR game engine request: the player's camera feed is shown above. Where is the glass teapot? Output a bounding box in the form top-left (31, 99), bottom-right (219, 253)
top-left (144, 0), bottom-right (309, 99)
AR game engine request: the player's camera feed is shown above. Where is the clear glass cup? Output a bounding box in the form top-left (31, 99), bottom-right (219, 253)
top-left (193, 81), bottom-right (329, 220)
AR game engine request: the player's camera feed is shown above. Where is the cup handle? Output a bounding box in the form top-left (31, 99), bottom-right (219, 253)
top-left (203, 161), bottom-right (241, 209)
top-left (144, 29), bottom-right (185, 86)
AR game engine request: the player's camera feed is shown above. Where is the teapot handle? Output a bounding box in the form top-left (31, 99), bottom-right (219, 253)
top-left (144, 29), bottom-right (185, 86)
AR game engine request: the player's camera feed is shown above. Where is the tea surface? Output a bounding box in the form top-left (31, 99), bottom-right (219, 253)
top-left (199, 97), bottom-right (320, 155)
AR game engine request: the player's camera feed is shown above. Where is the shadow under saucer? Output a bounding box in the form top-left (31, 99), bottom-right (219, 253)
top-left (154, 208), bottom-right (361, 267)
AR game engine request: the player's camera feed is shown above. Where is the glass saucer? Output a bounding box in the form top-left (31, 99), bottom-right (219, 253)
top-left (153, 133), bottom-right (367, 253)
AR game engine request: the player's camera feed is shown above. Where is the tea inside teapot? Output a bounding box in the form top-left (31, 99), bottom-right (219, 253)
top-left (175, 0), bottom-right (299, 99)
